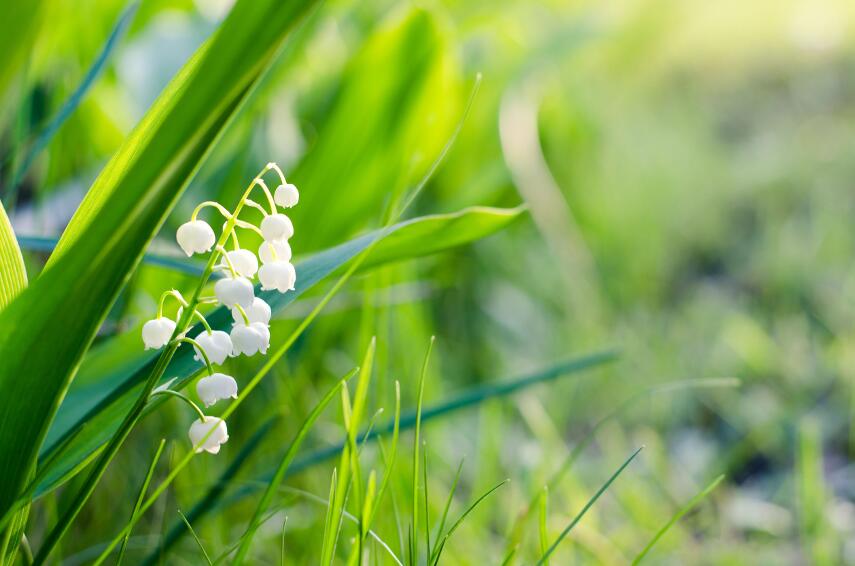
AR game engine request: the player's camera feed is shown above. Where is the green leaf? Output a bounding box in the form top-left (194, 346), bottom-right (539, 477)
top-left (0, 201), bottom-right (26, 310)
top-left (32, 206), bottom-right (524, 498)
top-left (0, 0), bottom-right (322, 520)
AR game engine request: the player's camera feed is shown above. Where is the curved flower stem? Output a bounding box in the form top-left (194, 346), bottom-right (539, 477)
top-left (157, 289), bottom-right (189, 318)
top-left (192, 310), bottom-right (213, 334)
top-left (233, 304), bottom-right (251, 326)
top-left (266, 162), bottom-right (288, 186)
top-left (197, 297), bottom-right (219, 305)
top-left (191, 201), bottom-right (233, 221)
top-left (178, 337), bottom-right (215, 376)
top-left (215, 245), bottom-right (239, 278)
top-left (150, 390), bottom-right (207, 421)
top-left (228, 228), bottom-right (241, 250)
top-left (233, 218), bottom-right (264, 237)
top-left (243, 198), bottom-right (268, 215)
top-left (250, 178), bottom-right (277, 215)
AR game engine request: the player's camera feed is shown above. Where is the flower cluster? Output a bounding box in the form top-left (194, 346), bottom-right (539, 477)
top-left (142, 163), bottom-right (299, 454)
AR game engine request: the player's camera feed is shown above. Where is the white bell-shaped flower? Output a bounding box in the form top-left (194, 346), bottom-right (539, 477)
top-left (177, 220), bottom-right (216, 256)
top-left (258, 240), bottom-right (292, 264)
top-left (252, 322), bottom-right (270, 354)
top-left (260, 213), bottom-right (294, 242)
top-left (193, 330), bottom-right (232, 365)
top-left (196, 373), bottom-right (238, 407)
top-left (258, 261), bottom-right (296, 293)
top-left (142, 317), bottom-right (176, 349)
top-left (231, 297), bottom-right (271, 325)
top-left (188, 416), bottom-right (229, 454)
top-left (230, 321), bottom-right (269, 356)
top-left (225, 249), bottom-right (258, 278)
top-left (274, 183), bottom-right (299, 208)
top-left (214, 275), bottom-right (254, 309)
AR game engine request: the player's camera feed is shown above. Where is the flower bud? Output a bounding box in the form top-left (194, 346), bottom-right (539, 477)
top-left (142, 317), bottom-right (176, 349)
top-left (176, 220), bottom-right (216, 256)
top-left (214, 275), bottom-right (254, 309)
top-left (231, 297), bottom-right (271, 325)
top-left (188, 416), bottom-right (229, 454)
top-left (258, 261), bottom-right (296, 293)
top-left (274, 183), bottom-right (299, 208)
top-left (196, 373), bottom-right (238, 407)
top-left (225, 249), bottom-right (259, 278)
top-left (260, 213), bottom-right (294, 242)
top-left (193, 330), bottom-right (232, 365)
top-left (258, 240), bottom-right (292, 264)
top-left (230, 321), bottom-right (268, 356)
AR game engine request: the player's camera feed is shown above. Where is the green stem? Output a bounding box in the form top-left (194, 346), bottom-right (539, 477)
top-left (266, 162), bottom-right (288, 187)
top-left (216, 245), bottom-right (239, 278)
top-left (193, 310), bottom-right (213, 334)
top-left (150, 390), bottom-right (207, 420)
top-left (179, 337), bottom-right (215, 375)
top-left (251, 177), bottom-right (277, 215)
top-left (157, 289), bottom-right (188, 318)
top-left (191, 201), bottom-right (232, 221)
top-left (233, 304), bottom-right (251, 326)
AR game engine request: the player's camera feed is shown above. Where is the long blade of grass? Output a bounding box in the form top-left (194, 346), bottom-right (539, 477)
top-left (631, 474), bottom-right (725, 564)
top-left (430, 479), bottom-right (509, 564)
top-left (538, 487), bottom-right (549, 566)
top-left (410, 337), bottom-right (434, 565)
top-left (231, 371), bottom-right (353, 565)
top-left (177, 509), bottom-right (213, 566)
top-left (536, 447), bottom-right (644, 565)
top-left (116, 439), bottom-right (165, 566)
top-left (434, 459), bottom-right (464, 551)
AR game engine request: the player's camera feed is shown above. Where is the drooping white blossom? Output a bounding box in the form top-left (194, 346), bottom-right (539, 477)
top-left (230, 320), bottom-right (264, 357)
top-left (260, 213), bottom-right (294, 242)
top-left (274, 183), bottom-right (299, 208)
top-left (258, 240), bottom-right (292, 264)
top-left (177, 220), bottom-right (216, 256)
top-left (225, 249), bottom-right (259, 278)
top-left (196, 373), bottom-right (238, 407)
top-left (231, 297), bottom-right (271, 325)
top-left (258, 261), bottom-right (296, 293)
top-left (214, 275), bottom-right (254, 309)
top-left (188, 416), bottom-right (229, 454)
top-left (142, 317), bottom-right (176, 349)
top-left (252, 322), bottom-right (270, 353)
top-left (193, 330), bottom-right (232, 365)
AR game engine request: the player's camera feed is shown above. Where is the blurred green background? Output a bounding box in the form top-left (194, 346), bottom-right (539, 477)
top-left (4, 0), bottom-right (855, 563)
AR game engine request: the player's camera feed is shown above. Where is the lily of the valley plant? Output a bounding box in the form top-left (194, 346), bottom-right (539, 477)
top-left (142, 162), bottom-right (299, 454)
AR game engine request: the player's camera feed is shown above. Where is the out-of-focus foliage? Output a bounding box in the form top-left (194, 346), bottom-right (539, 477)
top-left (2, 0), bottom-right (855, 563)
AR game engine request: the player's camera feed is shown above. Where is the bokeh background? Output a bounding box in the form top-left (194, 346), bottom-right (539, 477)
top-left (4, 0), bottom-right (855, 563)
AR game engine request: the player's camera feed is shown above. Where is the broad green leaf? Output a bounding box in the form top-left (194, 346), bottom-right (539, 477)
top-left (0, 202), bottom-right (26, 310)
top-left (0, 0), bottom-right (321, 519)
top-left (34, 206), bottom-right (525, 497)
top-left (287, 8), bottom-right (459, 251)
